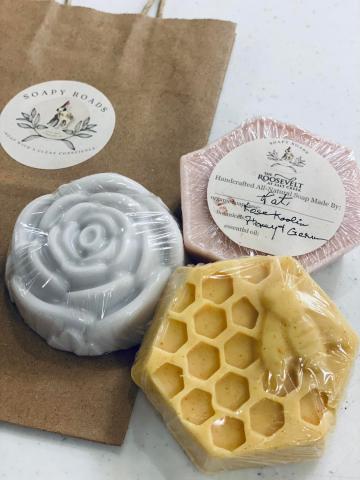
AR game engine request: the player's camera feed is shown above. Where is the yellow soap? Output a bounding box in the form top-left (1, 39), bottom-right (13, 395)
top-left (132, 257), bottom-right (358, 472)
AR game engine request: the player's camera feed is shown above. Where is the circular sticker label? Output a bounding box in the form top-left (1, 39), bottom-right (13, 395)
top-left (0, 80), bottom-right (116, 169)
top-left (207, 138), bottom-right (346, 257)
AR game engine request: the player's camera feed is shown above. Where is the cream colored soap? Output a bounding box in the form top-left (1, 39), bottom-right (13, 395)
top-left (132, 257), bottom-right (358, 472)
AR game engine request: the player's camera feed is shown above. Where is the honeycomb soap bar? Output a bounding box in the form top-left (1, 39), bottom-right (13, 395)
top-left (132, 256), bottom-right (358, 472)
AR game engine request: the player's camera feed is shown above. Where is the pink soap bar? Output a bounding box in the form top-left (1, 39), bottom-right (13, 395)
top-left (180, 117), bottom-right (360, 271)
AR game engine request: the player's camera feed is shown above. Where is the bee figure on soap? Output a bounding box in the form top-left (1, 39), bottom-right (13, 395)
top-left (47, 100), bottom-right (74, 129)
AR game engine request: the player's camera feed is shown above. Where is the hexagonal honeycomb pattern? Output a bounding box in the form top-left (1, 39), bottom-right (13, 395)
top-left (194, 305), bottom-right (227, 339)
top-left (232, 298), bottom-right (258, 329)
top-left (300, 389), bottom-right (327, 426)
top-left (181, 389), bottom-right (214, 425)
top-left (250, 399), bottom-right (284, 436)
top-left (157, 318), bottom-right (188, 353)
top-left (132, 257), bottom-right (358, 472)
top-left (187, 342), bottom-right (220, 380)
top-left (224, 333), bottom-right (258, 369)
top-left (153, 363), bottom-right (184, 399)
top-left (211, 417), bottom-right (246, 451)
top-left (202, 273), bottom-right (233, 304)
top-left (215, 373), bottom-right (249, 411)
top-left (171, 282), bottom-right (195, 313)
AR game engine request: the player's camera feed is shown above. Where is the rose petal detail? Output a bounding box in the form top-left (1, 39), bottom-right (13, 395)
top-left (6, 173), bottom-right (184, 355)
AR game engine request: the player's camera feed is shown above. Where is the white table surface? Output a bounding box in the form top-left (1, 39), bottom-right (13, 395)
top-left (1, 1), bottom-right (360, 478)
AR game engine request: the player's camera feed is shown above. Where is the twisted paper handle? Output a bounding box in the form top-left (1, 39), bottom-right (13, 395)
top-left (142, 0), bottom-right (166, 18)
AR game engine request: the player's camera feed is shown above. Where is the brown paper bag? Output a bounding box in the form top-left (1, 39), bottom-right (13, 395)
top-left (0, 0), bottom-right (235, 444)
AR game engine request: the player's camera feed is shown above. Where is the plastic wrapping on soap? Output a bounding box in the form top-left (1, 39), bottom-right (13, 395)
top-left (180, 117), bottom-right (360, 271)
top-left (5, 173), bottom-right (184, 356)
top-left (132, 256), bottom-right (358, 472)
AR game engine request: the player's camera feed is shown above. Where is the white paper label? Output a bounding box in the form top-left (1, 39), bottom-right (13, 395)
top-left (207, 138), bottom-right (346, 256)
top-left (0, 80), bottom-right (116, 169)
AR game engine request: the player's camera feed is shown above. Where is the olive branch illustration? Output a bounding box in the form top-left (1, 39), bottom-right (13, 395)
top-left (267, 149), bottom-right (306, 173)
top-left (16, 108), bottom-right (97, 151)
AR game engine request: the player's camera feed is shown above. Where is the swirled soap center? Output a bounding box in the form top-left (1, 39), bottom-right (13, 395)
top-left (79, 224), bottom-right (105, 252)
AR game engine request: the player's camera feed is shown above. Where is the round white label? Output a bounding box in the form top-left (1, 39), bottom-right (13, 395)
top-left (207, 138), bottom-right (346, 257)
top-left (0, 80), bottom-right (116, 169)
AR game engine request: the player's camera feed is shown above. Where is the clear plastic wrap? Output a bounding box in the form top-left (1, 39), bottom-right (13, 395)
top-left (132, 256), bottom-right (358, 472)
top-left (5, 173), bottom-right (184, 356)
top-left (180, 117), bottom-right (360, 271)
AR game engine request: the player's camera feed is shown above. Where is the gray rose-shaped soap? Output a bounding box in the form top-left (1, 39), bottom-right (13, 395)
top-left (6, 173), bottom-right (184, 355)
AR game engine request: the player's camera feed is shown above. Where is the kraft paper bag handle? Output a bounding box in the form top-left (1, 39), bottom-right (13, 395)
top-left (64, 0), bottom-right (166, 18)
top-left (141, 0), bottom-right (166, 18)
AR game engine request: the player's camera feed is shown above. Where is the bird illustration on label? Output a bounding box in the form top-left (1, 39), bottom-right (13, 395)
top-left (47, 101), bottom-right (74, 129)
top-left (16, 100), bottom-right (97, 151)
top-left (267, 146), bottom-right (306, 173)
